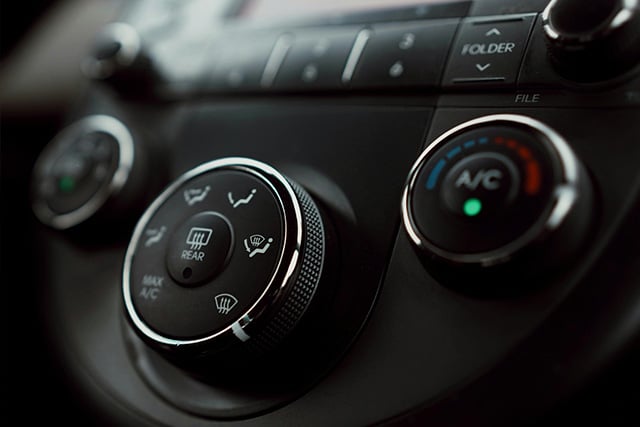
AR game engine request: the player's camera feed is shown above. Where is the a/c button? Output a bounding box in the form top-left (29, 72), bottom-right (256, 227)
top-left (441, 152), bottom-right (520, 218)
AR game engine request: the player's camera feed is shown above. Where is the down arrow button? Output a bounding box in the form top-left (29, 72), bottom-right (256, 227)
top-left (442, 13), bottom-right (536, 87)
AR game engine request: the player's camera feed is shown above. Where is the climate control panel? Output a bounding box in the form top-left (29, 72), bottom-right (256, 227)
top-left (402, 114), bottom-right (593, 268)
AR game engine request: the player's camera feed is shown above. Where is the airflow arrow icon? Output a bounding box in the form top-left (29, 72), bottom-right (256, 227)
top-left (476, 63), bottom-right (491, 72)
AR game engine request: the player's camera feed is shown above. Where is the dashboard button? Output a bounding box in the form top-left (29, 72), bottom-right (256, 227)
top-left (207, 32), bottom-right (279, 92)
top-left (273, 27), bottom-right (359, 90)
top-left (166, 211), bottom-right (233, 286)
top-left (442, 14), bottom-right (536, 87)
top-left (351, 20), bottom-right (458, 89)
top-left (441, 152), bottom-right (520, 217)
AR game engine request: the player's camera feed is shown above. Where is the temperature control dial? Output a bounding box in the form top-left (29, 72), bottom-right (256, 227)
top-left (31, 115), bottom-right (137, 229)
top-left (402, 115), bottom-right (593, 268)
top-left (123, 158), bottom-right (325, 361)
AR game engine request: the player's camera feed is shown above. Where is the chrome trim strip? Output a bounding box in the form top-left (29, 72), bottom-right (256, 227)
top-left (261, 33), bottom-right (293, 88)
top-left (341, 29), bottom-right (371, 84)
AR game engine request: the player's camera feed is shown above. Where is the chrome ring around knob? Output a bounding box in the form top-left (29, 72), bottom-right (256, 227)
top-left (401, 114), bottom-right (592, 268)
top-left (31, 115), bottom-right (135, 230)
top-left (122, 157), bottom-right (326, 358)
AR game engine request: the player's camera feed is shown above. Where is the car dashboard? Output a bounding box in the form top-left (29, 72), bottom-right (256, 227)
top-left (3, 0), bottom-right (640, 425)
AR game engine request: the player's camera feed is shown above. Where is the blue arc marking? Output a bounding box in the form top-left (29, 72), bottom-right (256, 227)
top-left (446, 146), bottom-right (462, 159)
top-left (424, 137), bottom-right (486, 190)
top-left (463, 140), bottom-right (476, 148)
top-left (426, 158), bottom-right (447, 190)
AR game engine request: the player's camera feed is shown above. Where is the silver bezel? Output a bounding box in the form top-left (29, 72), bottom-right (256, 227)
top-left (122, 157), bottom-right (304, 347)
top-left (31, 115), bottom-right (135, 230)
top-left (401, 114), bottom-right (580, 267)
top-left (542, 0), bottom-right (639, 43)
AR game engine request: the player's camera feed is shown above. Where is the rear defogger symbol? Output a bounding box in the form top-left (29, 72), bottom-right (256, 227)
top-left (186, 227), bottom-right (213, 250)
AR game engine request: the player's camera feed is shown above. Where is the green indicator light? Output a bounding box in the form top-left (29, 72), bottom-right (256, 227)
top-left (463, 198), bottom-right (482, 217)
top-left (58, 176), bottom-right (75, 193)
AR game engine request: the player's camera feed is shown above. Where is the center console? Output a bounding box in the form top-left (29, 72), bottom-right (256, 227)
top-left (30, 0), bottom-right (640, 425)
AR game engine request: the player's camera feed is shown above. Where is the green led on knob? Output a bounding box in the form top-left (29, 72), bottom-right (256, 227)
top-left (463, 198), bottom-right (482, 217)
top-left (58, 176), bottom-right (76, 193)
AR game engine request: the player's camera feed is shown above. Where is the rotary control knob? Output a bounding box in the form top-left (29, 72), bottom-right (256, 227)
top-left (402, 115), bottom-right (593, 270)
top-left (82, 22), bottom-right (157, 92)
top-left (542, 0), bottom-right (640, 81)
top-left (31, 115), bottom-right (141, 230)
top-left (122, 158), bottom-right (326, 362)
top-left (82, 22), bottom-right (141, 80)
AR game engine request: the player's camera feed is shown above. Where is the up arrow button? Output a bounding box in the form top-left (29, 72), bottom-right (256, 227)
top-left (442, 13), bottom-right (536, 87)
